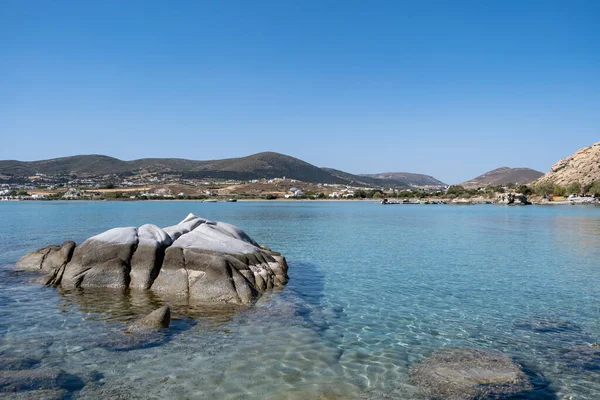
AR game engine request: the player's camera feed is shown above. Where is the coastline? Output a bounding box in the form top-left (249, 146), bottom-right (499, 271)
top-left (2, 197), bottom-right (598, 206)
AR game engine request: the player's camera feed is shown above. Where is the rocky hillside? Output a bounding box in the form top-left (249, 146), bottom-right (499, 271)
top-left (0, 152), bottom-right (446, 188)
top-left (460, 167), bottom-right (544, 188)
top-left (535, 142), bottom-right (600, 186)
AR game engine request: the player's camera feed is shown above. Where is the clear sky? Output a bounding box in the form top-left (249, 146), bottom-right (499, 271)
top-left (1, 0), bottom-right (599, 184)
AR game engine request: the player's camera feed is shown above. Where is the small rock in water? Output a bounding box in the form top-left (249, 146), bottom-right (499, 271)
top-left (410, 347), bottom-right (532, 400)
top-left (128, 305), bottom-right (171, 331)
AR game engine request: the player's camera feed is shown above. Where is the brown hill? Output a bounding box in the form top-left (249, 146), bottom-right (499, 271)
top-left (0, 152), bottom-right (343, 183)
top-left (535, 142), bottom-right (600, 186)
top-left (0, 152), bottom-right (446, 188)
top-left (460, 167), bottom-right (543, 188)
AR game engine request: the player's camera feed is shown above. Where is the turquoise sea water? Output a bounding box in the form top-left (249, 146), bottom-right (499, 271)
top-left (1, 201), bottom-right (599, 399)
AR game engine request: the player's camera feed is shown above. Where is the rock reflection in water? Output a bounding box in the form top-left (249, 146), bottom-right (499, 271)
top-left (56, 287), bottom-right (246, 352)
top-left (57, 287), bottom-right (241, 324)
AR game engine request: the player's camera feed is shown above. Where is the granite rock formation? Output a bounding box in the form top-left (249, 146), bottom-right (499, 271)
top-left (15, 214), bottom-right (288, 305)
top-left (497, 193), bottom-right (531, 205)
top-left (535, 141), bottom-right (600, 186)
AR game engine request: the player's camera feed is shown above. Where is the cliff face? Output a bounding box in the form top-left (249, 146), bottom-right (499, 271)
top-left (536, 142), bottom-right (600, 186)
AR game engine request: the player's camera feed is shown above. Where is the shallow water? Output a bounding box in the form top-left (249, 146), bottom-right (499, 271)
top-left (1, 201), bottom-right (599, 399)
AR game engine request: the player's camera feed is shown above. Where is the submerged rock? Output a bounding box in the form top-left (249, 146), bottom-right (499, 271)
top-left (128, 305), bottom-right (171, 331)
top-left (2, 389), bottom-right (68, 400)
top-left (15, 214), bottom-right (288, 305)
top-left (410, 347), bottom-right (532, 400)
top-left (0, 357), bottom-right (40, 371)
top-left (559, 343), bottom-right (600, 371)
top-left (514, 317), bottom-right (583, 335)
top-left (0, 369), bottom-right (84, 394)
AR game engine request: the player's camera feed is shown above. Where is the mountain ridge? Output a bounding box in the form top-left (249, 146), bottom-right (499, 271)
top-left (361, 172), bottom-right (445, 187)
top-left (0, 152), bottom-right (445, 188)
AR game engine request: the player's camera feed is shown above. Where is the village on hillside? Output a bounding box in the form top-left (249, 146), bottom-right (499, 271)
top-left (2, 169), bottom-right (599, 206)
top-left (0, 171), bottom-right (443, 201)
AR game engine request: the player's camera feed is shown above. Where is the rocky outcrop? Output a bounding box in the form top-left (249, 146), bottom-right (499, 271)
top-left (15, 214), bottom-right (288, 305)
top-left (497, 193), bottom-right (531, 205)
top-left (15, 242), bottom-right (75, 278)
top-left (536, 141), bottom-right (600, 186)
top-left (410, 348), bottom-right (532, 400)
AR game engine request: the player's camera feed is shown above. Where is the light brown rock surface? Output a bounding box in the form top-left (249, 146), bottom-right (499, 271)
top-left (535, 141), bottom-right (600, 186)
top-left (15, 214), bottom-right (288, 305)
top-left (410, 347), bottom-right (532, 400)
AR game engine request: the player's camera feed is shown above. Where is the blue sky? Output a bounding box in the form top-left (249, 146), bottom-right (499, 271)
top-left (1, 0), bottom-right (598, 184)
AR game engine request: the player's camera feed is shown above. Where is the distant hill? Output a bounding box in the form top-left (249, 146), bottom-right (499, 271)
top-left (321, 168), bottom-right (384, 187)
top-left (535, 141), bottom-right (600, 186)
top-left (0, 152), bottom-right (445, 188)
top-left (0, 155), bottom-right (132, 177)
top-left (0, 152), bottom-right (343, 183)
top-left (460, 167), bottom-right (544, 188)
top-left (361, 172), bottom-right (446, 187)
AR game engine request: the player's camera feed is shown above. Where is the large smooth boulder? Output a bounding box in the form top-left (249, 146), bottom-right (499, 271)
top-left (162, 214), bottom-right (206, 241)
top-left (152, 218), bottom-right (288, 304)
top-left (129, 224), bottom-right (172, 290)
top-left (410, 347), bottom-right (532, 400)
top-left (15, 214), bottom-right (289, 306)
top-left (15, 241), bottom-right (75, 274)
top-left (61, 227), bottom-right (138, 289)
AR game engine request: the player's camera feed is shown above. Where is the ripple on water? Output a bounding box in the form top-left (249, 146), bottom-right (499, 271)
top-left (1, 202), bottom-right (600, 399)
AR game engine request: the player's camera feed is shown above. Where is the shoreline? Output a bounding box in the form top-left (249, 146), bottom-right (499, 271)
top-left (1, 198), bottom-right (598, 206)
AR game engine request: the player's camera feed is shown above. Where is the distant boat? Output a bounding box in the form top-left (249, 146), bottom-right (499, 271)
top-left (225, 199), bottom-right (237, 202)
top-left (203, 199), bottom-right (218, 203)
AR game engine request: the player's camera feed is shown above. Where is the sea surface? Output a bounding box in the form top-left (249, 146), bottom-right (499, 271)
top-left (1, 201), bottom-right (599, 399)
